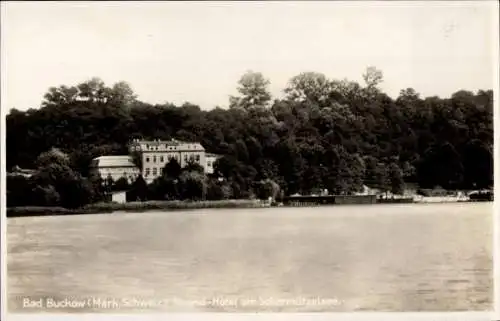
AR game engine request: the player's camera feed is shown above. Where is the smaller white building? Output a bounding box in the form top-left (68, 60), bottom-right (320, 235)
top-left (205, 153), bottom-right (221, 175)
top-left (111, 191), bottom-right (127, 203)
top-left (90, 155), bottom-right (140, 183)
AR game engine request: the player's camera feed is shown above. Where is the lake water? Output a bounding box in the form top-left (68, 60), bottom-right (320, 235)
top-left (7, 203), bottom-right (492, 312)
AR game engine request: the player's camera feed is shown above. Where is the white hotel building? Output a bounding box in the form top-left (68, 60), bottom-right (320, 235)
top-left (91, 139), bottom-right (221, 184)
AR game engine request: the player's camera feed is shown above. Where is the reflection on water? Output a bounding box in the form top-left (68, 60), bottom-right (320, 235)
top-left (7, 203), bottom-right (492, 312)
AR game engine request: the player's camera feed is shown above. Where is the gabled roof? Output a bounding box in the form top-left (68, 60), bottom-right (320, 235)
top-left (91, 155), bottom-right (137, 168)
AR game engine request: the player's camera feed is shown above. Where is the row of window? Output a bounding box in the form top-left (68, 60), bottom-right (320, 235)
top-left (98, 170), bottom-right (139, 177)
top-left (144, 167), bottom-right (163, 177)
top-left (142, 144), bottom-right (198, 151)
top-left (145, 154), bottom-right (201, 163)
top-left (99, 172), bottom-right (139, 182)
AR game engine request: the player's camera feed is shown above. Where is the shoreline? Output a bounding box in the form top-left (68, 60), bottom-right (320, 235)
top-left (6, 197), bottom-right (490, 218)
top-left (6, 199), bottom-right (269, 218)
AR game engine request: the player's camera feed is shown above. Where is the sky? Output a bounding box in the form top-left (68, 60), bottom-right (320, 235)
top-left (1, 1), bottom-right (498, 111)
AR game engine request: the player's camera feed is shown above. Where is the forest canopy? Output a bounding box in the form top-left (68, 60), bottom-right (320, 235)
top-left (6, 67), bottom-right (493, 207)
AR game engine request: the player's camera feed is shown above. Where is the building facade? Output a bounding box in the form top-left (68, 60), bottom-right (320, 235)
top-left (91, 139), bottom-right (220, 184)
top-left (129, 139), bottom-right (207, 183)
top-left (205, 153), bottom-right (221, 175)
top-left (111, 191), bottom-right (127, 203)
top-left (89, 155), bottom-right (140, 183)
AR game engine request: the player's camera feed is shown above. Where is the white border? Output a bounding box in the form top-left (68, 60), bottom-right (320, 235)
top-left (493, 0), bottom-right (500, 317)
top-left (1, 1), bottom-right (498, 321)
top-left (0, 312), bottom-right (496, 321)
top-left (1, 1), bottom-right (8, 320)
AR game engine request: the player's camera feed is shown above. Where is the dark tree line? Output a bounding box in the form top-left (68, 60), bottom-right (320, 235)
top-left (6, 68), bottom-right (493, 207)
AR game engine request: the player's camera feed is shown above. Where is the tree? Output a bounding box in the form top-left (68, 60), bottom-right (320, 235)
top-left (5, 73), bottom-right (493, 206)
top-left (131, 151), bottom-right (143, 172)
top-left (256, 179), bottom-right (281, 201)
top-left (113, 177), bottom-right (130, 191)
top-left (36, 148), bottom-right (70, 168)
top-left (31, 184), bottom-right (61, 207)
top-left (234, 139), bottom-right (250, 162)
top-left (213, 156), bottom-right (239, 179)
top-left (179, 170), bottom-right (207, 200)
top-left (128, 175), bottom-right (149, 202)
top-left (255, 158), bottom-right (279, 181)
top-left (375, 165), bottom-right (390, 196)
top-left (109, 81), bottom-right (137, 107)
top-left (206, 178), bottom-right (232, 200)
top-left (462, 139), bottom-right (493, 189)
top-left (30, 147), bottom-right (96, 209)
top-left (76, 77), bottom-right (108, 103)
top-left (7, 175), bottom-right (34, 207)
top-left (230, 71), bottom-right (272, 109)
top-left (88, 173), bottom-right (106, 203)
top-left (397, 88), bottom-right (420, 105)
top-left (388, 162), bottom-right (405, 195)
top-left (284, 72), bottom-right (332, 106)
top-left (246, 136), bottom-right (263, 160)
top-left (31, 162), bottom-right (94, 209)
top-left (42, 78), bottom-right (137, 109)
top-left (42, 85), bottom-right (79, 107)
top-left (417, 142), bottom-right (464, 189)
top-left (362, 66), bottom-right (383, 89)
top-left (275, 138), bottom-right (304, 195)
top-left (183, 159), bottom-right (205, 173)
top-left (164, 158), bottom-right (182, 178)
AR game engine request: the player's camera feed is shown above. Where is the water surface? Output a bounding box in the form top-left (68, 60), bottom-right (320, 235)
top-left (7, 203), bottom-right (492, 312)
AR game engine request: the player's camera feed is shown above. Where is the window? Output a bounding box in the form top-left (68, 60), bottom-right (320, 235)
top-left (208, 161), bottom-right (212, 167)
top-left (145, 168), bottom-right (150, 177)
top-left (160, 168), bottom-right (163, 175)
top-left (153, 156), bottom-right (157, 162)
top-left (160, 156), bottom-right (164, 162)
top-left (195, 155), bottom-right (200, 162)
top-left (146, 157), bottom-right (150, 163)
top-left (184, 154), bottom-right (188, 161)
top-left (153, 168), bottom-right (157, 176)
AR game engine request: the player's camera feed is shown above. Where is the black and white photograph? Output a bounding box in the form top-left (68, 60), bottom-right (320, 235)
top-left (1, 1), bottom-right (497, 318)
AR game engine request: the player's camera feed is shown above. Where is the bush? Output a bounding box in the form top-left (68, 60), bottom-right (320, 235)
top-left (113, 177), bottom-right (130, 191)
top-left (31, 184), bottom-right (60, 206)
top-left (7, 175), bottom-right (33, 207)
top-left (256, 179), bottom-right (281, 200)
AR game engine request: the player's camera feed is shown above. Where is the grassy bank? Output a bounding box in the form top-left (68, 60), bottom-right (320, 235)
top-left (7, 199), bottom-right (269, 217)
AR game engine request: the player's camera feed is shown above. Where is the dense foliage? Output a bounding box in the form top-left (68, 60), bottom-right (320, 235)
top-left (6, 69), bottom-right (493, 208)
